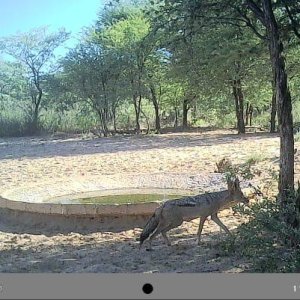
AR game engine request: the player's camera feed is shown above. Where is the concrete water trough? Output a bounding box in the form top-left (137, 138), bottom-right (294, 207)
top-left (0, 172), bottom-right (225, 232)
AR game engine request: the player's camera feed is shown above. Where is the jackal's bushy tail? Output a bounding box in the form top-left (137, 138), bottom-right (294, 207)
top-left (139, 207), bottom-right (162, 247)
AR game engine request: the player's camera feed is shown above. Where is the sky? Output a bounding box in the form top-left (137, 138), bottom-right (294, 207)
top-left (0, 0), bottom-right (105, 57)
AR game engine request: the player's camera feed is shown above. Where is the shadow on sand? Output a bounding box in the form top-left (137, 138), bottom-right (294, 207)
top-left (0, 222), bottom-right (249, 273)
top-left (0, 129), bottom-right (279, 160)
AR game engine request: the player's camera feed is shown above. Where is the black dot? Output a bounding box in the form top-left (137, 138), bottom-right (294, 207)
top-left (142, 283), bottom-right (153, 294)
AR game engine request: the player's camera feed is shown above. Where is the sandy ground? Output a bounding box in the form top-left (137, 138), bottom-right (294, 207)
top-left (0, 128), bottom-right (297, 273)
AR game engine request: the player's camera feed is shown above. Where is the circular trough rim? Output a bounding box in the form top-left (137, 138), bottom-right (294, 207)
top-left (0, 172), bottom-right (225, 217)
top-left (0, 188), bottom-right (194, 217)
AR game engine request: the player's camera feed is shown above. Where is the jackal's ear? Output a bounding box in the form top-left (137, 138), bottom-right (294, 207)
top-left (234, 177), bottom-right (240, 189)
top-left (226, 177), bottom-right (235, 191)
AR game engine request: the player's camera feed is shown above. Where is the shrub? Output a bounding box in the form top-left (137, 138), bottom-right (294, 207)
top-left (218, 195), bottom-right (300, 272)
top-left (0, 111), bottom-right (32, 137)
top-left (215, 158), bottom-right (300, 272)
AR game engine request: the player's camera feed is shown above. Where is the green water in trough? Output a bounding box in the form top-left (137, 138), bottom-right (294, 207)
top-left (49, 192), bottom-right (187, 205)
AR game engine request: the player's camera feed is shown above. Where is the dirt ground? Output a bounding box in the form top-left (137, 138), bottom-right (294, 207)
top-left (0, 128), bottom-right (298, 273)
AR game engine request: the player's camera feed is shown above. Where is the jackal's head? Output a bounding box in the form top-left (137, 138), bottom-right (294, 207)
top-left (227, 177), bottom-right (249, 205)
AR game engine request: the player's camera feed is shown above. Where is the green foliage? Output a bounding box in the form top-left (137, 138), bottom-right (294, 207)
top-left (218, 196), bottom-right (300, 272)
top-left (252, 112), bottom-right (271, 129)
top-left (293, 102), bottom-right (300, 124)
top-left (245, 152), bottom-right (269, 165)
top-left (198, 109), bottom-right (236, 128)
top-left (0, 0), bottom-right (300, 136)
top-left (0, 109), bottom-right (31, 137)
top-left (295, 132), bottom-right (300, 142)
top-left (219, 157), bottom-right (261, 181)
top-left (101, 12), bottom-right (150, 49)
top-left (40, 107), bottom-right (98, 134)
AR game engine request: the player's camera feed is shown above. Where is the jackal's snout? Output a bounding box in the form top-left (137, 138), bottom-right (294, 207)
top-left (233, 188), bottom-right (249, 205)
top-left (240, 193), bottom-right (249, 205)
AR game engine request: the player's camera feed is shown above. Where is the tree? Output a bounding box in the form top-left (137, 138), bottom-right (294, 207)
top-left (62, 39), bottom-right (121, 136)
top-left (98, 4), bottom-right (154, 134)
top-left (150, 0), bottom-right (300, 215)
top-left (245, 0), bottom-right (299, 207)
top-left (0, 27), bottom-right (69, 133)
top-left (148, 1), bottom-right (247, 132)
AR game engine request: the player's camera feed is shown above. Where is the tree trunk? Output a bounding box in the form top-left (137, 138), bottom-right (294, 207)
top-left (174, 107), bottom-right (178, 128)
top-left (270, 82), bottom-right (277, 133)
top-left (131, 78), bottom-right (141, 135)
top-left (101, 79), bottom-right (110, 136)
top-left (182, 98), bottom-right (189, 129)
top-left (149, 84), bottom-right (161, 134)
top-left (112, 106), bottom-right (117, 134)
top-left (232, 79), bottom-right (246, 134)
top-left (263, 0), bottom-right (294, 206)
top-left (249, 104), bottom-right (253, 126)
top-left (191, 103), bottom-right (197, 125)
top-left (133, 94), bottom-right (141, 134)
top-left (245, 102), bottom-right (249, 126)
top-left (102, 109), bottom-right (109, 137)
top-left (141, 108), bottom-right (150, 134)
top-left (31, 105), bottom-right (39, 134)
top-left (245, 102), bottom-right (253, 126)
top-left (29, 72), bottom-right (43, 134)
top-left (29, 87), bottom-right (42, 134)
top-left (96, 109), bottom-right (108, 137)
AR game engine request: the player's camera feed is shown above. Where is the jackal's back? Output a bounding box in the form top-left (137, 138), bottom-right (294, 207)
top-left (167, 190), bottom-right (228, 209)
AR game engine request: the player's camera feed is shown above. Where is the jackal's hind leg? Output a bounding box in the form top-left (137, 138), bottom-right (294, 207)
top-left (197, 216), bottom-right (208, 245)
top-left (147, 214), bottom-right (183, 249)
top-left (147, 220), bottom-right (169, 248)
top-left (161, 232), bottom-right (171, 246)
top-left (146, 240), bottom-right (153, 251)
top-left (161, 219), bottom-right (183, 246)
top-left (211, 213), bottom-right (231, 235)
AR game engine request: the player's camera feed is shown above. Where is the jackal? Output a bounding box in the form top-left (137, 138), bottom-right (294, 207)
top-left (139, 177), bottom-right (248, 250)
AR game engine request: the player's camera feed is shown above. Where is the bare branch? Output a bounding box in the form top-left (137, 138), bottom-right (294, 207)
top-left (283, 1), bottom-right (300, 39)
top-left (233, 5), bottom-right (266, 39)
top-left (245, 0), bottom-right (266, 26)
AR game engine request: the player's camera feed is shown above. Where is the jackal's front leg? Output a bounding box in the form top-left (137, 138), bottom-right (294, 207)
top-left (197, 216), bottom-right (208, 245)
top-left (211, 213), bottom-right (231, 235)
